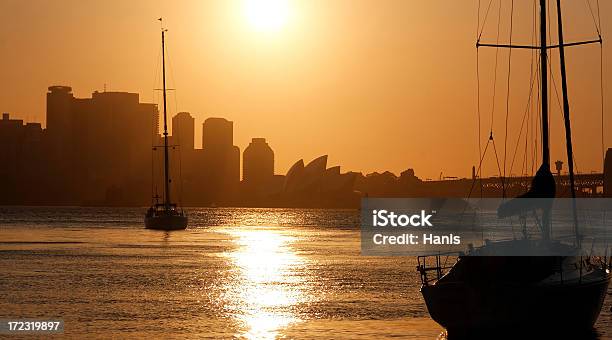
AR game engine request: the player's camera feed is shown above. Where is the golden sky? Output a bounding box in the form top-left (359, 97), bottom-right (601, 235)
top-left (1, 0), bottom-right (610, 179)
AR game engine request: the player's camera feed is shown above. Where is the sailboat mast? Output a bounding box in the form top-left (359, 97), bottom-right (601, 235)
top-left (474, 1), bottom-right (600, 243)
top-left (540, 0), bottom-right (550, 167)
top-left (161, 29), bottom-right (171, 209)
top-left (555, 0), bottom-right (580, 247)
top-left (539, 0), bottom-right (553, 240)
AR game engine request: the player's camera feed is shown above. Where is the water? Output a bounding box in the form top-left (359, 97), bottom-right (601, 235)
top-left (0, 207), bottom-right (610, 339)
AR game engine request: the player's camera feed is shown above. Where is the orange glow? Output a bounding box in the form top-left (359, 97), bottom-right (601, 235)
top-left (1, 1), bottom-right (611, 179)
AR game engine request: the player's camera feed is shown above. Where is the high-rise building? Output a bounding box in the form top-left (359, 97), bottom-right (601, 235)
top-left (0, 113), bottom-right (44, 203)
top-left (46, 86), bottom-right (74, 141)
top-left (243, 138), bottom-right (274, 184)
top-left (167, 112), bottom-right (196, 204)
top-left (202, 117), bottom-right (233, 149)
top-left (0, 113), bottom-right (27, 179)
top-left (197, 117), bottom-right (240, 203)
top-left (45, 86), bottom-right (159, 204)
top-left (172, 112), bottom-right (195, 151)
top-left (46, 86), bottom-right (78, 199)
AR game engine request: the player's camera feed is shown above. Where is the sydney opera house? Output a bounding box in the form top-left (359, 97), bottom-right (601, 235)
top-left (275, 155), bottom-right (359, 208)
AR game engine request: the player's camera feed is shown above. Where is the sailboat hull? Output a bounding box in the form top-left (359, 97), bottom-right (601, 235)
top-left (422, 269), bottom-right (610, 334)
top-left (145, 214), bottom-right (188, 230)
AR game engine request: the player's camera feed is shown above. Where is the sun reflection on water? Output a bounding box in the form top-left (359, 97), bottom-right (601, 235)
top-left (223, 227), bottom-right (307, 339)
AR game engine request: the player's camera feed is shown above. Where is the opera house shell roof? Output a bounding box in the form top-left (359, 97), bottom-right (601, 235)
top-left (283, 155), bottom-right (356, 195)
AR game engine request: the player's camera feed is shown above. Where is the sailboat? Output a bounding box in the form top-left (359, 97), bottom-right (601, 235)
top-left (145, 23), bottom-right (188, 231)
top-left (417, 0), bottom-right (610, 334)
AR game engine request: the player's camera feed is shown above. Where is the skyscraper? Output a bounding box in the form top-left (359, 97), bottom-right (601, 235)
top-left (243, 138), bottom-right (274, 185)
top-left (0, 113), bottom-right (44, 203)
top-left (46, 86), bottom-right (74, 142)
top-left (172, 112), bottom-right (195, 151)
top-left (46, 86), bottom-right (78, 201)
top-left (202, 117), bottom-right (233, 148)
top-left (198, 117), bottom-right (240, 203)
top-left (167, 112), bottom-right (196, 204)
top-left (45, 86), bottom-right (159, 204)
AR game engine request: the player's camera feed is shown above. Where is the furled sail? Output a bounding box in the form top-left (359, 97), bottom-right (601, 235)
top-left (497, 164), bottom-right (555, 218)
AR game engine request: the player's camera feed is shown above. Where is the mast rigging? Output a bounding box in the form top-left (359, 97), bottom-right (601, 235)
top-left (161, 27), bottom-right (171, 210)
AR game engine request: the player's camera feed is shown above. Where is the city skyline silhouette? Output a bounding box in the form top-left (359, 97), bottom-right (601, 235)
top-left (2, 1), bottom-right (611, 179)
top-left (2, 83), bottom-right (610, 207)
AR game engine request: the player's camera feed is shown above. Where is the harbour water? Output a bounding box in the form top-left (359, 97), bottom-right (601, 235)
top-left (0, 207), bottom-right (610, 339)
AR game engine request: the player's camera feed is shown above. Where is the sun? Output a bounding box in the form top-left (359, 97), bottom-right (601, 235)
top-left (243, 0), bottom-right (291, 33)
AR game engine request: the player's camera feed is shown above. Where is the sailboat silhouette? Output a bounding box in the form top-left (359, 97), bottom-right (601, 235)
top-left (145, 21), bottom-right (188, 231)
top-left (418, 0), bottom-right (610, 334)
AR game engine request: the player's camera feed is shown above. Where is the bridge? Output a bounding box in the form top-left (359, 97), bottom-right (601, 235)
top-left (421, 173), bottom-right (603, 198)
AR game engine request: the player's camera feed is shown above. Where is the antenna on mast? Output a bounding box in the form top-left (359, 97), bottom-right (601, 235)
top-left (158, 17), bottom-right (167, 33)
